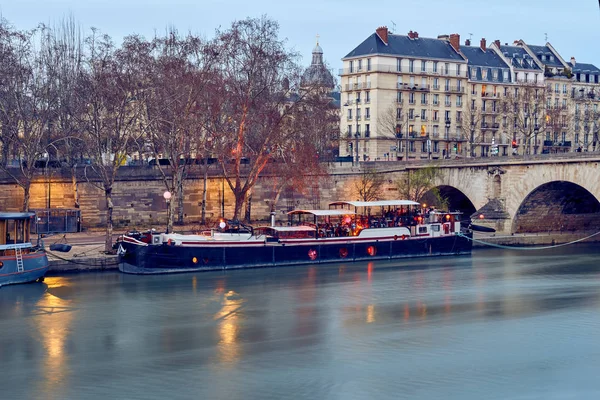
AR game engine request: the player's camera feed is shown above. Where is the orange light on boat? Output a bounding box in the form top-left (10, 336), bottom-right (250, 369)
top-left (479, 214), bottom-right (485, 219)
top-left (445, 214), bottom-right (451, 220)
top-left (192, 257), bottom-right (198, 264)
top-left (367, 246), bottom-right (377, 256)
top-left (0, 261), bottom-right (3, 267)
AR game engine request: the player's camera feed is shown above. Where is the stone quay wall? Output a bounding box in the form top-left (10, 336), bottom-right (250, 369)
top-left (0, 164), bottom-right (404, 230)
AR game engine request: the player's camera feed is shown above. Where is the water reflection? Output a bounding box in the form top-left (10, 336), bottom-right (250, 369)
top-left (32, 277), bottom-right (77, 399)
top-left (214, 289), bottom-right (244, 367)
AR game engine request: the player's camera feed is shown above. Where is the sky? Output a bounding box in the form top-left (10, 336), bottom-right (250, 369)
top-left (2, 0), bottom-right (600, 78)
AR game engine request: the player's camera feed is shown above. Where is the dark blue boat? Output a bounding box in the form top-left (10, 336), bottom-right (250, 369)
top-left (117, 201), bottom-right (473, 275)
top-left (0, 212), bottom-right (49, 287)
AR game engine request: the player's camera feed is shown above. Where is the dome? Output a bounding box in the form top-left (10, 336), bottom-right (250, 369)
top-left (301, 37), bottom-right (334, 89)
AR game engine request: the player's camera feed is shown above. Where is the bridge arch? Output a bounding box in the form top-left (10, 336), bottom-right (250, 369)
top-left (421, 185), bottom-right (477, 217)
top-left (512, 181), bottom-right (600, 233)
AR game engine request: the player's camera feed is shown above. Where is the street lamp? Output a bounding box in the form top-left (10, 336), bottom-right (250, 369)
top-left (445, 120), bottom-right (451, 159)
top-left (163, 190), bottom-right (172, 234)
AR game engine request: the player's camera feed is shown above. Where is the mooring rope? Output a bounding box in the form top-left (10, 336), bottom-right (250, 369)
top-left (458, 230), bottom-right (600, 251)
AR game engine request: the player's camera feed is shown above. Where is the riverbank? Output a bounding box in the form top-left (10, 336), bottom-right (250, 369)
top-left (45, 229), bottom-right (600, 273)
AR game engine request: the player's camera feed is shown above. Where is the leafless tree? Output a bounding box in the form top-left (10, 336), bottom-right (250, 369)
top-left (77, 30), bottom-right (145, 252)
top-left (207, 16), bottom-right (330, 221)
top-left (501, 82), bottom-right (549, 155)
top-left (353, 167), bottom-right (384, 202)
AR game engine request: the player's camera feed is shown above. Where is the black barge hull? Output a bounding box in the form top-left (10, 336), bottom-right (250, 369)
top-left (118, 233), bottom-right (473, 274)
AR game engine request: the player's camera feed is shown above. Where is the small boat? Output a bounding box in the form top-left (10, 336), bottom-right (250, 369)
top-left (116, 200), bottom-right (473, 275)
top-left (0, 212), bottom-right (49, 287)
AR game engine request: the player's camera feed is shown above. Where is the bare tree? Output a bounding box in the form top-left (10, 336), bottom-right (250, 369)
top-left (463, 101), bottom-right (484, 157)
top-left (353, 167), bottom-right (384, 202)
top-left (501, 82), bottom-right (549, 155)
top-left (207, 16), bottom-right (329, 221)
top-left (78, 30), bottom-right (145, 252)
top-left (0, 23), bottom-right (63, 211)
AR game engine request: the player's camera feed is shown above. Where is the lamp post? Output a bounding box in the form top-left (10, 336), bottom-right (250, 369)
top-left (445, 120), bottom-right (451, 158)
top-left (163, 190), bottom-right (172, 234)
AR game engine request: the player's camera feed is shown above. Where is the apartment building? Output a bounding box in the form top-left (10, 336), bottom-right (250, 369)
top-left (339, 27), bottom-right (600, 160)
top-left (339, 27), bottom-right (468, 162)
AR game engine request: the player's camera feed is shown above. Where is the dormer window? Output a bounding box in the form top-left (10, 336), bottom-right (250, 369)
top-left (470, 68), bottom-right (477, 79)
top-left (550, 55), bottom-right (554, 62)
top-left (492, 69), bottom-right (498, 80)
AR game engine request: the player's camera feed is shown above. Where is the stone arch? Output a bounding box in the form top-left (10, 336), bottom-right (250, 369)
top-left (421, 185), bottom-right (476, 216)
top-left (512, 180), bottom-right (600, 234)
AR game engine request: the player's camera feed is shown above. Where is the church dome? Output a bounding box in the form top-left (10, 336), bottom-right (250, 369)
top-left (301, 37), bottom-right (334, 89)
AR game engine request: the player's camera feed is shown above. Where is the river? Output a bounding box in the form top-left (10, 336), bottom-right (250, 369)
top-left (1, 244), bottom-right (600, 399)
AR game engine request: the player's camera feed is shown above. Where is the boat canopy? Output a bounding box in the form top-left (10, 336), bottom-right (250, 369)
top-left (329, 200), bottom-right (420, 208)
top-left (0, 212), bottom-right (36, 220)
top-left (255, 226), bottom-right (317, 232)
top-left (287, 209), bottom-right (356, 216)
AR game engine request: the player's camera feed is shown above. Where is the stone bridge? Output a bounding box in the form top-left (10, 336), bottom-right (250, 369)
top-left (358, 153), bottom-right (600, 234)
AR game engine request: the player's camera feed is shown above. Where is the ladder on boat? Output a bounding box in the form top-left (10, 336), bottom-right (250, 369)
top-left (15, 247), bottom-right (24, 272)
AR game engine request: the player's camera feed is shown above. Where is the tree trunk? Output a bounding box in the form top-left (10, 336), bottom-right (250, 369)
top-left (233, 191), bottom-right (245, 222)
top-left (71, 166), bottom-right (80, 209)
top-left (22, 184), bottom-right (31, 212)
top-left (104, 187), bottom-right (114, 254)
top-left (201, 164), bottom-right (208, 225)
top-left (177, 180), bottom-right (184, 225)
top-left (244, 190), bottom-right (252, 223)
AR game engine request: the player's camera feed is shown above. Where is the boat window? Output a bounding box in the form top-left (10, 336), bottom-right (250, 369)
top-left (418, 226), bottom-right (428, 234)
top-left (431, 224), bottom-right (440, 232)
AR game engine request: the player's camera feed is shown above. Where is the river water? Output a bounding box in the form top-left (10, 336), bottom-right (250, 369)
top-left (1, 244), bottom-right (600, 399)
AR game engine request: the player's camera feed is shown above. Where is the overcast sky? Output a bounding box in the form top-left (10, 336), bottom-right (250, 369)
top-left (2, 0), bottom-right (599, 76)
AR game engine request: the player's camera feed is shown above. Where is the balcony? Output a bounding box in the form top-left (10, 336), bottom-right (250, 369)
top-left (444, 86), bottom-right (465, 94)
top-left (492, 123), bottom-right (500, 129)
top-left (397, 83), bottom-right (431, 92)
top-left (544, 140), bottom-right (572, 147)
top-left (481, 108), bottom-right (499, 115)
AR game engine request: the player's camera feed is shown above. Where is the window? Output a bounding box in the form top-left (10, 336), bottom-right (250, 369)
top-left (358, 59), bottom-right (362, 71)
top-left (534, 74), bottom-right (538, 83)
top-left (409, 60), bottom-right (414, 73)
top-left (471, 68), bottom-right (477, 80)
top-left (472, 84), bottom-right (476, 95)
top-left (367, 58), bottom-right (371, 71)
top-left (421, 109), bottom-right (427, 120)
top-left (365, 124), bottom-right (370, 137)
top-left (445, 95), bottom-right (451, 106)
top-left (349, 61), bottom-right (354, 73)
top-left (421, 93), bottom-right (427, 104)
top-left (421, 60), bottom-right (426, 72)
top-left (433, 94), bottom-right (439, 105)
top-left (433, 110), bottom-right (439, 121)
top-left (396, 108), bottom-right (402, 119)
top-left (409, 76), bottom-right (415, 86)
top-left (421, 77), bottom-right (427, 87)
top-left (409, 93), bottom-right (415, 104)
top-left (524, 73), bottom-right (528, 82)
top-left (357, 108), bottom-right (361, 120)
top-left (504, 87), bottom-right (508, 96)
top-left (433, 61), bottom-right (438, 73)
top-left (444, 63), bottom-right (450, 75)
top-left (457, 96), bottom-right (462, 107)
top-left (433, 78), bottom-right (439, 89)
top-left (348, 109), bottom-right (352, 119)
top-left (562, 84), bottom-right (567, 94)
top-left (365, 107), bottom-right (370, 120)
top-left (445, 79), bottom-right (450, 91)
top-left (445, 110), bottom-right (451, 121)
top-left (482, 100), bottom-right (487, 111)
top-left (366, 91), bottom-right (370, 103)
top-left (492, 69), bottom-right (498, 81)
top-left (562, 99), bottom-right (566, 107)
top-left (396, 58), bottom-right (402, 72)
top-left (471, 99), bottom-right (476, 110)
top-left (396, 92), bottom-right (402, 103)
top-left (456, 111), bottom-right (462, 122)
top-left (409, 109), bottom-right (414, 119)
top-left (555, 84), bottom-right (559, 94)
top-left (356, 92), bottom-right (361, 103)
top-left (457, 64), bottom-right (461, 76)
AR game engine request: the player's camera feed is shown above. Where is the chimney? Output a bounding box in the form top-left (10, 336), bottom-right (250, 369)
top-left (437, 34), bottom-right (449, 40)
top-left (465, 39), bottom-right (471, 46)
top-left (494, 40), bottom-right (501, 48)
top-left (570, 56), bottom-right (576, 66)
top-left (376, 26), bottom-right (389, 45)
top-left (449, 33), bottom-right (460, 52)
top-left (414, 31), bottom-right (419, 39)
top-left (408, 30), bottom-right (415, 39)
top-left (480, 38), bottom-right (486, 52)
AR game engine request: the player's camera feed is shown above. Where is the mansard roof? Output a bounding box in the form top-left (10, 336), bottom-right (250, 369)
top-left (460, 46), bottom-right (510, 68)
top-left (527, 44), bottom-right (564, 68)
top-left (570, 62), bottom-right (600, 74)
top-left (344, 33), bottom-right (465, 62)
top-left (498, 45), bottom-right (542, 70)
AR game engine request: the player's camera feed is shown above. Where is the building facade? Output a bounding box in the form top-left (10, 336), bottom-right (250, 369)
top-left (339, 27), bottom-right (600, 161)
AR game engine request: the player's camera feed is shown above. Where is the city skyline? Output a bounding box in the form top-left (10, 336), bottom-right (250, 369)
top-left (2, 0), bottom-right (599, 77)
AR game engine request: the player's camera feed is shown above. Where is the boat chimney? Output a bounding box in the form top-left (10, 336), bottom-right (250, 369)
top-left (270, 211), bottom-right (276, 227)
